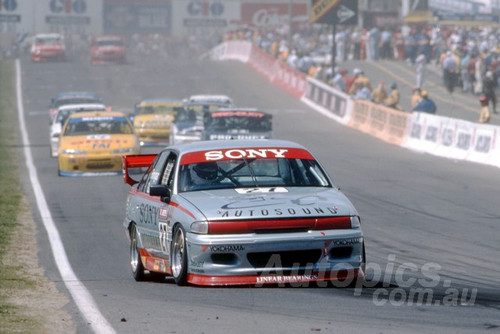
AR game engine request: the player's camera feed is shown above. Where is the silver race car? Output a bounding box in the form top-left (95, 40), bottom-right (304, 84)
top-left (122, 140), bottom-right (365, 286)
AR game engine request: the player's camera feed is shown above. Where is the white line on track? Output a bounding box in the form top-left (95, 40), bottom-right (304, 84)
top-left (15, 59), bottom-right (116, 334)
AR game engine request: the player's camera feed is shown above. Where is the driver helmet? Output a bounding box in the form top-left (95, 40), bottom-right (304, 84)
top-left (192, 162), bottom-right (218, 184)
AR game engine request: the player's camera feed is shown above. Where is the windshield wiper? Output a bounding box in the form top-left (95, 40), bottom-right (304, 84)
top-left (241, 156), bottom-right (259, 187)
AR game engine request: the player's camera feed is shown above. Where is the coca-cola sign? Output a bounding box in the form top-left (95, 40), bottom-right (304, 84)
top-left (241, 3), bottom-right (307, 28)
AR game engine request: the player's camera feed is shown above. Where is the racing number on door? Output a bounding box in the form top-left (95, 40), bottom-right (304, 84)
top-left (159, 222), bottom-right (169, 255)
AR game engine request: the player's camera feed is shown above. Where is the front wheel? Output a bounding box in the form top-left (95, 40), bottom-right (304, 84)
top-left (130, 225), bottom-right (145, 281)
top-left (171, 225), bottom-right (188, 285)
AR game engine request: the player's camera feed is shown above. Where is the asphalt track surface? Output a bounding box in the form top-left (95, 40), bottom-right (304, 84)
top-left (19, 52), bottom-right (500, 334)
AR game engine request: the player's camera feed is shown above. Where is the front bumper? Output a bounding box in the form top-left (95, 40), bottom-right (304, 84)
top-left (185, 229), bottom-right (364, 286)
top-left (92, 54), bottom-right (126, 64)
top-left (58, 152), bottom-right (134, 176)
top-left (31, 51), bottom-right (65, 62)
top-left (136, 128), bottom-right (170, 146)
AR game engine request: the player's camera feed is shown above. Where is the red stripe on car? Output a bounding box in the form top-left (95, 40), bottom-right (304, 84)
top-left (208, 216), bottom-right (351, 234)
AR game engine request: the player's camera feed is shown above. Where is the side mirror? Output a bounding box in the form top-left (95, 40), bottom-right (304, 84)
top-left (150, 184), bottom-right (171, 203)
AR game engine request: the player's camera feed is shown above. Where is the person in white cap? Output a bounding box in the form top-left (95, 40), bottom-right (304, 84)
top-left (348, 69), bottom-right (372, 95)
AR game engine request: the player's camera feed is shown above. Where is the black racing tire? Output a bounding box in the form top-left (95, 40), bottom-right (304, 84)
top-left (171, 225), bottom-right (188, 286)
top-left (361, 242), bottom-right (367, 274)
top-left (130, 225), bottom-right (146, 281)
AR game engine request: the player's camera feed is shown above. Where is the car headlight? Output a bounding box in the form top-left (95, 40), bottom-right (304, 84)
top-left (350, 216), bottom-right (361, 229)
top-left (111, 147), bottom-right (136, 154)
top-left (61, 149), bottom-right (87, 155)
top-left (191, 221), bottom-right (208, 234)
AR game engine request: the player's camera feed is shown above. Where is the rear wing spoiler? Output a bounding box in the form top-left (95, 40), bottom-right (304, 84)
top-left (122, 154), bottom-right (157, 186)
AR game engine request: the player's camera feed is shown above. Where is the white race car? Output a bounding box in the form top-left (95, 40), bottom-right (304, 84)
top-left (122, 139), bottom-right (365, 286)
top-left (50, 103), bottom-right (107, 157)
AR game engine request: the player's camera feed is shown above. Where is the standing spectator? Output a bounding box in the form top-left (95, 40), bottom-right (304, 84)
top-left (335, 28), bottom-right (346, 62)
top-left (404, 29), bottom-right (417, 64)
top-left (380, 27), bottom-right (393, 59)
top-left (483, 70), bottom-right (498, 114)
top-left (443, 51), bottom-right (458, 93)
top-left (393, 28), bottom-right (405, 60)
top-left (360, 28), bottom-right (368, 60)
top-left (467, 53), bottom-right (477, 94)
top-left (478, 94), bottom-right (491, 123)
top-left (410, 88), bottom-right (422, 108)
top-left (351, 28), bottom-right (361, 60)
top-left (412, 90), bottom-right (437, 114)
top-left (460, 51), bottom-right (471, 93)
top-left (474, 54), bottom-right (485, 95)
top-left (372, 81), bottom-right (388, 104)
top-left (416, 28), bottom-right (431, 62)
top-left (415, 50), bottom-right (427, 89)
top-left (430, 27), bottom-right (443, 65)
top-left (367, 27), bottom-right (380, 61)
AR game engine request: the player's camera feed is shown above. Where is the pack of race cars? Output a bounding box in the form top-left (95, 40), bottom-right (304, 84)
top-left (49, 92), bottom-right (274, 176)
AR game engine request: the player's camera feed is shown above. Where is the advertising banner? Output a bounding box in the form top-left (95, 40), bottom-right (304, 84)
top-left (36, 0), bottom-right (103, 35)
top-left (240, 2), bottom-right (308, 28)
top-left (310, 0), bottom-right (357, 25)
top-left (349, 100), bottom-right (409, 145)
top-left (302, 77), bottom-right (351, 124)
top-left (104, 0), bottom-right (172, 34)
top-left (0, 0), bottom-right (31, 34)
top-left (403, 112), bottom-right (500, 168)
top-left (171, 0), bottom-right (240, 36)
top-left (1, 0), bottom-right (101, 36)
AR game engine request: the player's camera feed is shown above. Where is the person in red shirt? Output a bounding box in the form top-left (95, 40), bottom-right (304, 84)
top-left (342, 69), bottom-right (356, 93)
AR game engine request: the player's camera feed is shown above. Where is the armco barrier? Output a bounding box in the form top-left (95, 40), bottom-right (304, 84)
top-left (404, 112), bottom-right (500, 168)
top-left (211, 41), bottom-right (306, 99)
top-left (209, 41), bottom-right (500, 169)
top-left (301, 77), bottom-right (352, 124)
top-left (349, 100), bottom-right (409, 146)
top-left (247, 44), bottom-right (277, 79)
top-left (271, 58), bottom-right (307, 98)
top-left (209, 41), bottom-right (251, 63)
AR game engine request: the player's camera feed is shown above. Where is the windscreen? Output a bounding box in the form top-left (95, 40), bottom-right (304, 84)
top-left (55, 97), bottom-right (100, 108)
top-left (36, 36), bottom-right (62, 44)
top-left (179, 158), bottom-right (331, 192)
top-left (204, 111), bottom-right (271, 132)
top-left (136, 104), bottom-right (181, 115)
top-left (63, 116), bottom-right (133, 135)
top-left (95, 40), bottom-right (124, 47)
top-left (56, 107), bottom-right (106, 125)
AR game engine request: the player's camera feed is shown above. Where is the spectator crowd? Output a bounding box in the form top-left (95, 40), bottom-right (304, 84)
top-left (225, 22), bottom-right (500, 123)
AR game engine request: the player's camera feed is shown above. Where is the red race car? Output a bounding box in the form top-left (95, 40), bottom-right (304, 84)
top-left (30, 33), bottom-right (66, 62)
top-left (90, 35), bottom-right (126, 65)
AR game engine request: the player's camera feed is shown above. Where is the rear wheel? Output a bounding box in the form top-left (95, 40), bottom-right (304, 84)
top-left (171, 225), bottom-right (188, 285)
top-left (130, 225), bottom-right (145, 281)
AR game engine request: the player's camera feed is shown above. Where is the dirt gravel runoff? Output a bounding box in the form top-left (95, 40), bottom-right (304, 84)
top-left (0, 196), bottom-right (76, 334)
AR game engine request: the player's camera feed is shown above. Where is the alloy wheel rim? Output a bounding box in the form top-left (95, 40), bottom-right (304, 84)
top-left (172, 228), bottom-right (184, 277)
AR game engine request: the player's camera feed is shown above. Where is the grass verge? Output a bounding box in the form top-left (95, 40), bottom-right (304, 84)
top-left (0, 59), bottom-right (42, 332)
top-left (0, 60), bottom-right (75, 334)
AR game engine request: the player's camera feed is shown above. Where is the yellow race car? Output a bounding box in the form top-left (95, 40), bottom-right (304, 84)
top-left (131, 99), bottom-right (183, 146)
top-left (58, 111), bottom-right (140, 176)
